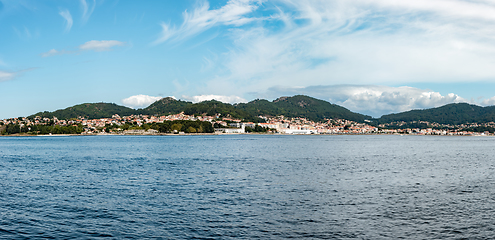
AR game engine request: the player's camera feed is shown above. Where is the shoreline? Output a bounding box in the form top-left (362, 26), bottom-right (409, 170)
top-left (1, 133), bottom-right (493, 137)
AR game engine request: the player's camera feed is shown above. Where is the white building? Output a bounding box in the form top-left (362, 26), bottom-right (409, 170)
top-left (215, 125), bottom-right (245, 134)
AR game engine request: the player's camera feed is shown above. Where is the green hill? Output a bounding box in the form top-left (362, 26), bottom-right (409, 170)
top-left (30, 103), bottom-right (136, 120)
top-left (237, 95), bottom-right (371, 122)
top-left (183, 100), bottom-right (254, 120)
top-left (27, 95), bottom-right (371, 123)
top-left (142, 98), bottom-right (255, 120)
top-left (142, 97), bottom-right (193, 115)
top-left (377, 103), bottom-right (495, 124)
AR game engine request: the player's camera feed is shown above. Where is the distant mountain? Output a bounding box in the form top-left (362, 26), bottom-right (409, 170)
top-left (377, 103), bottom-right (495, 125)
top-left (237, 95), bottom-right (371, 122)
top-left (30, 98), bottom-right (195, 120)
top-left (27, 95), bottom-right (371, 123)
top-left (25, 97), bottom-right (495, 126)
top-left (30, 103), bottom-right (136, 120)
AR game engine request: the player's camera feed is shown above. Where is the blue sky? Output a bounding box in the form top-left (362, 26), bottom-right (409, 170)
top-left (2, 0), bottom-right (495, 119)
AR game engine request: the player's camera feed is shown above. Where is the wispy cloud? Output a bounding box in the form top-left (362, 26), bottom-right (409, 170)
top-left (40, 49), bottom-right (72, 57)
top-left (41, 49), bottom-right (59, 58)
top-left (0, 59), bottom-right (7, 67)
top-left (0, 68), bottom-right (35, 83)
top-left (0, 70), bottom-right (15, 82)
top-left (41, 40), bottom-right (125, 57)
top-left (194, 0), bottom-right (495, 100)
top-left (80, 0), bottom-right (96, 23)
top-left (182, 94), bottom-right (247, 104)
top-left (12, 26), bottom-right (39, 40)
top-left (121, 94), bottom-right (164, 109)
top-left (153, 0), bottom-right (261, 44)
top-left (59, 9), bottom-right (73, 32)
top-left (79, 40), bottom-right (125, 51)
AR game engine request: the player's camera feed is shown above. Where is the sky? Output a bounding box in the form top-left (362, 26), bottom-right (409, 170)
top-left (3, 0), bottom-right (495, 119)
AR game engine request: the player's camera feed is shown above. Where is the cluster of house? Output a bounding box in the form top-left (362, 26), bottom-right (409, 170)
top-left (251, 116), bottom-right (378, 134)
top-left (2, 114), bottom-right (494, 135)
top-left (1, 113), bottom-right (378, 135)
top-left (378, 121), bottom-right (495, 135)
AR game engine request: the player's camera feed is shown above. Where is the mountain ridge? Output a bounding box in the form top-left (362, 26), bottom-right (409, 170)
top-left (377, 102), bottom-right (495, 125)
top-left (26, 96), bottom-right (495, 125)
top-left (28, 95), bottom-right (371, 123)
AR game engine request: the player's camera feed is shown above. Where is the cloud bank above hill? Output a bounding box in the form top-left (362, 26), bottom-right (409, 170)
top-left (121, 94), bottom-right (163, 109)
top-left (121, 88), bottom-right (473, 118)
top-left (182, 94), bottom-right (247, 104)
top-left (265, 85), bottom-right (468, 118)
top-left (121, 94), bottom-right (247, 109)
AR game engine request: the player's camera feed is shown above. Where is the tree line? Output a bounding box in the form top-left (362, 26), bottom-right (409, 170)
top-left (111, 120), bottom-right (215, 134)
top-left (2, 124), bottom-right (84, 135)
top-left (1, 120), bottom-right (216, 135)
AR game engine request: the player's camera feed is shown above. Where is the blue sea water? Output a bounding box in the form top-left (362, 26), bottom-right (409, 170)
top-left (1, 135), bottom-right (495, 239)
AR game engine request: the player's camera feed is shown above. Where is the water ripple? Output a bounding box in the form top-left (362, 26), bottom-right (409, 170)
top-left (1, 135), bottom-right (495, 239)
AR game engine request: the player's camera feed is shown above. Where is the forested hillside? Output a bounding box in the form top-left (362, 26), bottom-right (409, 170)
top-left (30, 103), bottom-right (136, 120)
top-left (237, 95), bottom-right (371, 122)
top-left (141, 97), bottom-right (193, 116)
top-left (377, 103), bottom-right (495, 125)
top-left (25, 95), bottom-right (380, 123)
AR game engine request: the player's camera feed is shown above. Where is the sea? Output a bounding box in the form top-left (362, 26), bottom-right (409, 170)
top-left (1, 135), bottom-right (495, 239)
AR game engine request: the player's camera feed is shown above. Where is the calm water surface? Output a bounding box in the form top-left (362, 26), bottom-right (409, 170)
top-left (1, 135), bottom-right (495, 239)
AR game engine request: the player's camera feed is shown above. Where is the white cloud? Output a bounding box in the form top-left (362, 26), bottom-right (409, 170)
top-left (265, 85), bottom-right (467, 117)
top-left (40, 49), bottom-right (71, 57)
top-left (0, 70), bottom-right (15, 82)
top-left (365, 0), bottom-right (495, 21)
top-left (154, 0), bottom-right (261, 44)
top-left (80, 0), bottom-right (96, 23)
top-left (79, 40), bottom-right (125, 51)
top-left (59, 9), bottom-right (73, 32)
top-left (481, 96), bottom-right (495, 106)
top-left (41, 49), bottom-right (59, 57)
top-left (121, 94), bottom-right (163, 109)
top-left (183, 94), bottom-right (247, 104)
top-left (41, 40), bottom-right (125, 57)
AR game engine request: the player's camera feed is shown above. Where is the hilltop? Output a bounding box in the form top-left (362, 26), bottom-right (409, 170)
top-left (31, 103), bottom-right (136, 120)
top-left (376, 103), bottom-right (495, 125)
top-left (141, 97), bottom-right (193, 116)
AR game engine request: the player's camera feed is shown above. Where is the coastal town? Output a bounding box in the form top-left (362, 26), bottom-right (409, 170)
top-left (1, 112), bottom-right (494, 136)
